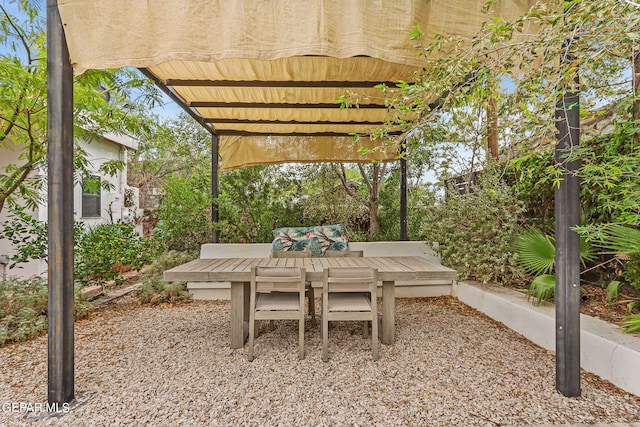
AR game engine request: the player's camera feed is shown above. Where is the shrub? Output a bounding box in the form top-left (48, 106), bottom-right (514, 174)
top-left (0, 205), bottom-right (85, 268)
top-left (217, 165), bottom-right (308, 243)
top-left (418, 166), bottom-right (526, 285)
top-left (503, 150), bottom-right (556, 232)
top-left (582, 224), bottom-right (640, 292)
top-left (155, 175), bottom-right (212, 252)
top-left (505, 115), bottom-right (640, 233)
top-left (137, 251), bottom-right (196, 305)
top-left (75, 222), bottom-right (155, 285)
top-left (621, 313), bottom-right (640, 334)
top-left (0, 277), bottom-right (94, 347)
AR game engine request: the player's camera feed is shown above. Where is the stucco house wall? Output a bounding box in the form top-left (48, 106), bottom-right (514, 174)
top-left (0, 132), bottom-right (141, 279)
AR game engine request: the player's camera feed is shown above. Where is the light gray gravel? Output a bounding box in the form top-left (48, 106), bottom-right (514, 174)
top-left (1, 295), bottom-right (639, 426)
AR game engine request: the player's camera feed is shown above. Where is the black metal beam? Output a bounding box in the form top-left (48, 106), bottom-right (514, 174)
top-left (138, 68), bottom-right (216, 135)
top-left (400, 142), bottom-right (408, 241)
top-left (47, 0), bottom-right (75, 405)
top-left (215, 130), bottom-right (402, 137)
top-left (205, 118), bottom-right (386, 126)
top-left (190, 101), bottom-right (387, 109)
top-left (554, 44), bottom-right (581, 397)
top-left (166, 79), bottom-right (400, 88)
top-left (211, 134), bottom-right (220, 243)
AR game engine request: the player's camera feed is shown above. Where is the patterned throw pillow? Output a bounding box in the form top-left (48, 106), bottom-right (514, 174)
top-left (272, 224), bottom-right (349, 257)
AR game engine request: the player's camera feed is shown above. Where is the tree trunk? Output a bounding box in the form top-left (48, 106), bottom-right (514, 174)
top-left (368, 201), bottom-right (381, 235)
top-left (487, 97), bottom-right (499, 159)
top-left (333, 162), bottom-right (385, 238)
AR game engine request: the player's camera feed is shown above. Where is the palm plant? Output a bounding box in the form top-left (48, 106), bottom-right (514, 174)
top-left (591, 224), bottom-right (640, 334)
top-left (595, 224), bottom-right (640, 257)
top-left (512, 227), bottom-right (597, 305)
top-left (512, 228), bottom-right (556, 276)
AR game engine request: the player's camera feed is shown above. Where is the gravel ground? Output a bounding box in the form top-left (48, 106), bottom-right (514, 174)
top-left (1, 295), bottom-right (639, 427)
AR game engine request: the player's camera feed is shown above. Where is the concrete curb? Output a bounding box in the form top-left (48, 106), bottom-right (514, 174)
top-left (453, 281), bottom-right (640, 398)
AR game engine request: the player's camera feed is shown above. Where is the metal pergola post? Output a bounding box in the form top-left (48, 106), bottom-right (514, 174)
top-left (47, 0), bottom-right (75, 405)
top-left (211, 133), bottom-right (220, 243)
top-left (554, 46), bottom-right (581, 397)
top-left (399, 141), bottom-right (408, 241)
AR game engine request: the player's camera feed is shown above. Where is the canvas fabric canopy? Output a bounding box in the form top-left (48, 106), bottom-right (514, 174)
top-left (57, 0), bottom-right (537, 171)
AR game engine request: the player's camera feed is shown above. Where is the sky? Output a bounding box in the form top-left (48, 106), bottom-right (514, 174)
top-left (148, 91), bottom-right (185, 121)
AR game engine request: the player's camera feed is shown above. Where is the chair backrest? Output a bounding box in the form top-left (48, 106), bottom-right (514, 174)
top-left (325, 250), bottom-right (364, 257)
top-left (252, 266), bottom-right (306, 293)
top-left (273, 248), bottom-right (311, 258)
top-left (323, 267), bottom-right (377, 293)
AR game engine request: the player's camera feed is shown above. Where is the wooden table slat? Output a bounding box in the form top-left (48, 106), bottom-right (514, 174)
top-left (164, 256), bottom-right (457, 283)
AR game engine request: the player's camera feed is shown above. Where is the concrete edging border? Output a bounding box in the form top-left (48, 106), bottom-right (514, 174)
top-left (452, 281), bottom-right (640, 397)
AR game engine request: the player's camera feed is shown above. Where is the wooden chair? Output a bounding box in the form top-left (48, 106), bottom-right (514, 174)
top-left (273, 248), bottom-right (316, 327)
top-left (325, 249), bottom-right (370, 333)
top-left (248, 266), bottom-right (307, 361)
top-left (322, 267), bottom-right (378, 362)
top-left (325, 250), bottom-right (364, 257)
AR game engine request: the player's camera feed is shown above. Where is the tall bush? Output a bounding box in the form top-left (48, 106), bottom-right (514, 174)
top-left (418, 167), bottom-right (525, 285)
top-left (507, 112), bottom-right (640, 290)
top-left (75, 222), bottom-right (154, 284)
top-left (217, 166), bottom-right (311, 242)
top-left (503, 151), bottom-right (556, 232)
top-left (155, 175), bottom-right (212, 251)
top-left (506, 113), bottom-right (640, 232)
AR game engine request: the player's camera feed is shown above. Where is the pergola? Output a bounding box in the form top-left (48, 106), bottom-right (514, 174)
top-left (46, 0), bottom-right (581, 405)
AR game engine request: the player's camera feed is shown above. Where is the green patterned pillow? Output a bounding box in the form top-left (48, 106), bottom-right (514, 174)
top-left (272, 224), bottom-right (348, 257)
top-left (271, 226), bottom-right (311, 254)
top-left (306, 224), bottom-right (349, 255)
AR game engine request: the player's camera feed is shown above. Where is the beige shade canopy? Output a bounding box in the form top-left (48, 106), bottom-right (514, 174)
top-left (57, 0), bottom-right (537, 171)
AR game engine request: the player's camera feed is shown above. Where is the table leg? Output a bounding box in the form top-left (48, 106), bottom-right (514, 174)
top-left (230, 281), bottom-right (248, 349)
top-left (381, 280), bottom-right (395, 344)
top-left (243, 282), bottom-right (250, 340)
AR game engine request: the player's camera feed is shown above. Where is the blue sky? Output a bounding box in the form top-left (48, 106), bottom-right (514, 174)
top-left (148, 92), bottom-right (185, 121)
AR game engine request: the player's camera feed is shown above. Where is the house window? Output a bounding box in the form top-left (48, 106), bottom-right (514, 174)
top-left (82, 175), bottom-right (101, 218)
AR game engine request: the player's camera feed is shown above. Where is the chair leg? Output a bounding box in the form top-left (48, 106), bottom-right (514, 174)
top-left (322, 297), bottom-right (329, 362)
top-left (248, 312), bottom-right (255, 362)
top-left (371, 314), bottom-right (379, 362)
top-left (362, 321), bottom-right (369, 338)
top-left (308, 288), bottom-right (317, 328)
top-left (299, 312), bottom-right (305, 360)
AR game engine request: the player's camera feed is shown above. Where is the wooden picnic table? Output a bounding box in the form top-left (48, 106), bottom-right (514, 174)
top-left (164, 256), bottom-right (457, 349)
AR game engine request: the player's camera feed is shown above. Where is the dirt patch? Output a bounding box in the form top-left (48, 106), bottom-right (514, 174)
top-left (580, 283), bottom-right (640, 325)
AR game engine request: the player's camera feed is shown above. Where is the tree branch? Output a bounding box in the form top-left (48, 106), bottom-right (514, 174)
top-left (333, 163), bottom-right (358, 200)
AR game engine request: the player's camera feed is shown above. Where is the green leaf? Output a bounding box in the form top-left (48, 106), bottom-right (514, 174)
top-left (527, 274), bottom-right (556, 306)
top-left (621, 313), bottom-right (640, 334)
top-left (595, 225), bottom-right (640, 256)
top-left (605, 280), bottom-right (621, 305)
top-left (513, 228), bottom-right (555, 276)
top-left (409, 25), bottom-right (423, 41)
